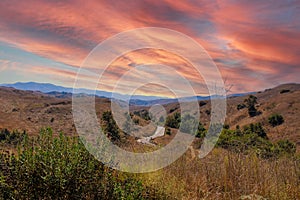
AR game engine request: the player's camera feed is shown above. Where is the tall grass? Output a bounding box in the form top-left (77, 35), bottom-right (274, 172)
top-left (143, 148), bottom-right (300, 199)
top-left (0, 128), bottom-right (299, 199)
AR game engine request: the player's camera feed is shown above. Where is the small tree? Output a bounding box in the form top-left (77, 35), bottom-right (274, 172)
top-left (243, 123), bottom-right (267, 139)
top-left (123, 112), bottom-right (133, 135)
top-left (244, 95), bottom-right (258, 117)
top-left (268, 114), bottom-right (284, 127)
top-left (237, 103), bottom-right (246, 110)
top-left (165, 112), bottom-right (181, 129)
top-left (276, 139), bottom-right (296, 155)
top-left (102, 111), bottom-right (120, 142)
top-left (165, 128), bottom-right (171, 135)
top-left (195, 122), bottom-right (206, 138)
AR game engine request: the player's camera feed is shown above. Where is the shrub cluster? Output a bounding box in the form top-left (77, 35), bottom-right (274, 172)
top-left (133, 109), bottom-right (151, 121)
top-left (165, 112), bottom-right (181, 129)
top-left (268, 114), bottom-right (284, 127)
top-left (0, 128), bottom-right (25, 145)
top-left (217, 123), bottom-right (295, 158)
top-left (0, 128), bottom-right (167, 199)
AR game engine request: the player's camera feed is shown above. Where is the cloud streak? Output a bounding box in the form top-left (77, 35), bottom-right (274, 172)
top-left (0, 0), bottom-right (299, 95)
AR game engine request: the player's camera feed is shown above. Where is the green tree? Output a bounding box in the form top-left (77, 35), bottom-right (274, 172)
top-left (243, 123), bottom-right (267, 139)
top-left (165, 112), bottom-right (181, 129)
top-left (196, 122), bottom-right (206, 138)
top-left (244, 95), bottom-right (258, 117)
top-left (268, 114), bottom-right (284, 127)
top-left (122, 112), bottom-right (133, 135)
top-left (102, 111), bottom-right (120, 142)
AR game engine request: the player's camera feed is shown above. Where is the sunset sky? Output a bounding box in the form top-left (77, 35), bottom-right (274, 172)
top-left (0, 0), bottom-right (299, 97)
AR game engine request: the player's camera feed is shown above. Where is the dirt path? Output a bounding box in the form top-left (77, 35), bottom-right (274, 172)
top-left (137, 126), bottom-right (165, 145)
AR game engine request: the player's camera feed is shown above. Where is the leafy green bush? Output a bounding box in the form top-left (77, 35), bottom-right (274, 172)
top-left (165, 112), bottom-right (181, 129)
top-left (280, 89), bottom-right (290, 94)
top-left (275, 139), bottom-right (296, 155)
top-left (133, 109), bottom-right (150, 120)
top-left (216, 123), bottom-right (295, 158)
top-left (268, 114), bottom-right (284, 127)
top-left (102, 111), bottom-right (120, 142)
top-left (237, 103), bottom-right (246, 110)
top-left (165, 128), bottom-right (171, 135)
top-left (0, 128), bottom-right (25, 145)
top-left (195, 123), bottom-right (206, 138)
top-left (243, 123), bottom-right (267, 139)
top-left (244, 95), bottom-right (259, 117)
top-left (0, 128), bottom-right (166, 199)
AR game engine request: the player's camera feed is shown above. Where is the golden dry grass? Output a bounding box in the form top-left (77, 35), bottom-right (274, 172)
top-left (136, 148), bottom-right (300, 200)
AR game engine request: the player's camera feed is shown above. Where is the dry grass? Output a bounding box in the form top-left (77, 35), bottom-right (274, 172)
top-left (136, 148), bottom-right (300, 200)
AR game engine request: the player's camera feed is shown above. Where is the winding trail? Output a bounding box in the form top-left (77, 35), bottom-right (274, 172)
top-left (137, 126), bottom-right (165, 145)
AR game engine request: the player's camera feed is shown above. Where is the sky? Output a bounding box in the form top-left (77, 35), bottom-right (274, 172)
top-left (0, 0), bottom-right (299, 97)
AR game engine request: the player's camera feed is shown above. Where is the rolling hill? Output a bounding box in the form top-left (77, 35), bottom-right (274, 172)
top-left (0, 83), bottom-right (299, 150)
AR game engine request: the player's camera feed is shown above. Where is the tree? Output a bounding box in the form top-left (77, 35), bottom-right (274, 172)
top-left (195, 122), bottom-right (206, 138)
top-left (165, 128), bottom-right (171, 135)
top-left (244, 95), bottom-right (258, 117)
top-left (276, 139), bottom-right (296, 155)
top-left (102, 111), bottom-right (120, 142)
top-left (165, 112), bottom-right (181, 129)
top-left (243, 123), bottom-right (267, 139)
top-left (179, 114), bottom-right (197, 134)
top-left (123, 112), bottom-right (133, 135)
top-left (237, 103), bottom-right (246, 110)
top-left (268, 114), bottom-right (284, 127)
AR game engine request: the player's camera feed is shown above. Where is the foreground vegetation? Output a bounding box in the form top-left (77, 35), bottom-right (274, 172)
top-left (0, 129), bottom-right (165, 200)
top-left (0, 127), bottom-right (299, 199)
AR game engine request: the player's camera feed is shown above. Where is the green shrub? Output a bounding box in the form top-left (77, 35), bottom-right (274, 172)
top-left (0, 128), bottom-right (158, 199)
top-left (195, 123), bottom-right (206, 138)
top-left (0, 129), bottom-right (25, 145)
top-left (237, 103), bottom-right (246, 110)
top-left (268, 114), bottom-right (284, 127)
top-left (276, 139), bottom-right (296, 155)
top-left (243, 123), bottom-right (267, 139)
top-left (102, 111), bottom-right (120, 142)
top-left (133, 110), bottom-right (150, 120)
top-left (244, 95), bottom-right (259, 117)
top-left (165, 128), bottom-right (171, 135)
top-left (165, 112), bottom-right (181, 129)
top-left (216, 123), bottom-right (295, 158)
top-left (280, 89), bottom-right (290, 94)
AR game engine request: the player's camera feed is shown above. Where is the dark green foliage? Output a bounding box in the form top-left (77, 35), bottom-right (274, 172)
top-left (0, 128), bottom-right (163, 199)
top-left (195, 123), bottom-right (206, 138)
top-left (165, 112), bottom-right (181, 129)
top-left (276, 140), bottom-right (296, 155)
top-left (179, 114), bottom-right (198, 134)
top-left (0, 129), bottom-right (25, 145)
top-left (280, 89), bottom-right (290, 94)
top-left (133, 118), bottom-right (140, 125)
top-left (133, 110), bottom-right (150, 121)
top-left (169, 107), bottom-right (178, 113)
top-left (199, 101), bottom-right (207, 107)
top-left (268, 114), bottom-right (284, 127)
top-left (244, 95), bottom-right (259, 117)
top-left (217, 123), bottom-right (295, 158)
top-left (165, 128), bottom-right (171, 135)
top-left (205, 110), bottom-right (210, 115)
top-left (237, 103), bottom-right (246, 110)
top-left (102, 111), bottom-right (120, 142)
top-left (223, 124), bottom-right (230, 129)
top-left (243, 123), bottom-right (267, 139)
top-left (122, 112), bottom-right (133, 135)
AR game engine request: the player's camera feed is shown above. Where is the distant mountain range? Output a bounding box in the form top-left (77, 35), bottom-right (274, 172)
top-left (0, 82), bottom-right (252, 106)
